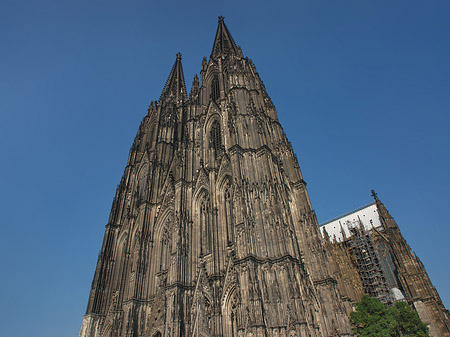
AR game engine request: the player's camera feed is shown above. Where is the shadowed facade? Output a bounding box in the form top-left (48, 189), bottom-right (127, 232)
top-left (79, 17), bottom-right (354, 337)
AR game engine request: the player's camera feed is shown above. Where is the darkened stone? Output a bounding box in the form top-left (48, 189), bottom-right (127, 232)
top-left (79, 17), bottom-right (449, 337)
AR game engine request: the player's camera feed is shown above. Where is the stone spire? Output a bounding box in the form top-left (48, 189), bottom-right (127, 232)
top-left (371, 189), bottom-right (383, 207)
top-left (79, 18), bottom-right (354, 337)
top-left (160, 53), bottom-right (187, 104)
top-left (210, 16), bottom-right (239, 59)
top-left (372, 189), bottom-right (397, 229)
top-left (189, 74), bottom-right (199, 100)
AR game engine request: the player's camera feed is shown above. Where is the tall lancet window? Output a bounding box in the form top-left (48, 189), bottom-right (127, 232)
top-left (159, 228), bottom-right (169, 272)
top-left (210, 75), bottom-right (220, 102)
top-left (200, 195), bottom-right (211, 255)
top-left (225, 291), bottom-right (238, 337)
top-left (224, 184), bottom-right (234, 245)
top-left (138, 173), bottom-right (147, 201)
top-left (159, 216), bottom-right (172, 274)
top-left (231, 301), bottom-right (237, 337)
top-left (210, 120), bottom-right (223, 158)
top-left (136, 166), bottom-right (148, 207)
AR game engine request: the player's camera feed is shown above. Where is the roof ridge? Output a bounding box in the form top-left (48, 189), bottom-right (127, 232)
top-left (320, 201), bottom-right (376, 226)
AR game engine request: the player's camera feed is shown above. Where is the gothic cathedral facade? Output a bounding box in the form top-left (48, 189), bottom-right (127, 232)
top-left (80, 17), bottom-right (447, 337)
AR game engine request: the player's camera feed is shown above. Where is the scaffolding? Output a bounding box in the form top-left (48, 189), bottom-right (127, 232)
top-left (349, 221), bottom-right (391, 304)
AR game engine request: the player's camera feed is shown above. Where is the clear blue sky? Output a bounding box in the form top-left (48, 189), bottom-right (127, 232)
top-left (1, 1), bottom-right (449, 336)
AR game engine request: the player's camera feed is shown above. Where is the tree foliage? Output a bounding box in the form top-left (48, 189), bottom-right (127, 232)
top-left (350, 295), bottom-right (429, 336)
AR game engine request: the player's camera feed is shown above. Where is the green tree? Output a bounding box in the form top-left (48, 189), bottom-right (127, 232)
top-left (391, 301), bottom-right (429, 337)
top-left (350, 295), bottom-right (395, 336)
top-left (350, 295), bottom-right (429, 337)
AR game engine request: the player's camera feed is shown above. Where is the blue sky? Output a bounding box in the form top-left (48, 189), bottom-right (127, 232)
top-left (1, 1), bottom-right (449, 336)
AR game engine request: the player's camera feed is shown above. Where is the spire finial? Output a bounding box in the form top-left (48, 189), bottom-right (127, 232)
top-left (371, 189), bottom-right (379, 201)
top-left (160, 53), bottom-right (187, 102)
top-left (189, 73), bottom-right (200, 99)
top-left (211, 16), bottom-right (238, 58)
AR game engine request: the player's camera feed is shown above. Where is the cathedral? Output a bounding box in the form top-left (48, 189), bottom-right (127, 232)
top-left (79, 17), bottom-right (449, 337)
top-left (320, 191), bottom-right (450, 337)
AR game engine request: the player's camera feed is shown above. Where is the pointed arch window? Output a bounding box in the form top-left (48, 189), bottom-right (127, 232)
top-left (138, 175), bottom-right (147, 200)
top-left (200, 195), bottom-right (212, 255)
top-left (136, 166), bottom-right (148, 206)
top-left (159, 228), bottom-right (169, 271)
top-left (224, 183), bottom-right (234, 245)
top-left (224, 290), bottom-right (238, 337)
top-left (230, 306), bottom-right (237, 337)
top-left (210, 120), bottom-right (223, 158)
top-left (210, 75), bottom-right (220, 102)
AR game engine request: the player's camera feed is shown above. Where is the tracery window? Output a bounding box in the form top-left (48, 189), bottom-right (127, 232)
top-left (230, 305), bottom-right (237, 337)
top-left (200, 195), bottom-right (212, 255)
top-left (224, 184), bottom-right (234, 245)
top-left (210, 120), bottom-right (223, 158)
top-left (210, 75), bottom-right (220, 102)
top-left (138, 175), bottom-right (147, 201)
top-left (224, 291), bottom-right (238, 337)
top-left (159, 219), bottom-right (171, 273)
top-left (136, 166), bottom-right (148, 206)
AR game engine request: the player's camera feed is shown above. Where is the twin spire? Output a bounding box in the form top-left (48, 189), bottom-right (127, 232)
top-left (211, 16), bottom-right (239, 59)
top-left (160, 17), bottom-right (238, 102)
top-left (160, 52), bottom-right (187, 103)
